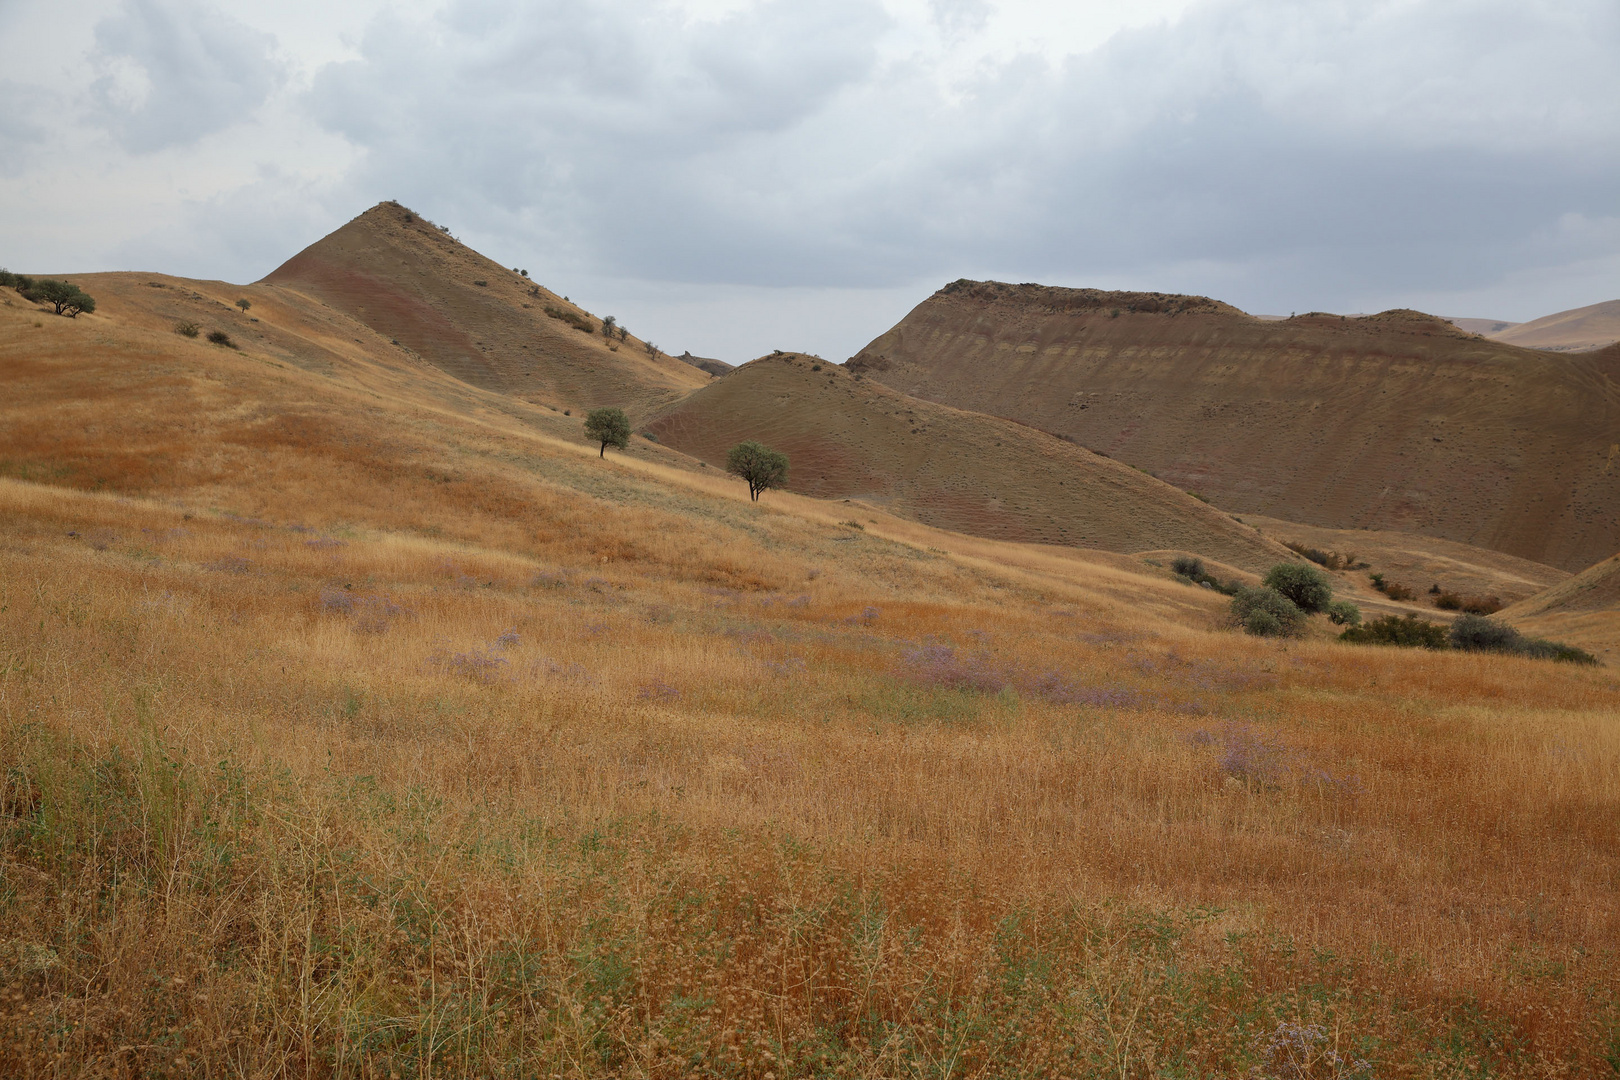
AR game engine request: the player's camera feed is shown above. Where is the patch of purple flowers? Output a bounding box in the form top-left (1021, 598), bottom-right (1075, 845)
top-left (638, 680), bottom-right (680, 701)
top-left (898, 644), bottom-right (1148, 708)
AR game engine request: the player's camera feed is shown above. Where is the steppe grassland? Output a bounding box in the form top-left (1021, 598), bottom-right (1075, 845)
top-left (2, 305), bottom-right (1619, 1076)
top-left (3, 473), bottom-right (1618, 1078)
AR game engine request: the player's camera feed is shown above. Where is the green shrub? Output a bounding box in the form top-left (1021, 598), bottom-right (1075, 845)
top-left (1171, 555), bottom-right (1204, 579)
top-left (175, 321), bottom-right (200, 338)
top-left (207, 330), bottom-right (236, 348)
top-left (1340, 614), bottom-right (1449, 649)
top-left (1263, 562), bottom-right (1333, 613)
top-left (1230, 586), bottom-right (1304, 637)
top-left (1448, 615), bottom-right (1595, 663)
top-left (1324, 599), bottom-right (1361, 626)
top-left (0, 268), bottom-right (15, 288)
top-left (1169, 555), bottom-right (1240, 595)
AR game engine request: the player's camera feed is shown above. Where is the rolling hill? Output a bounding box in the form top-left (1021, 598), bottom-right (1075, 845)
top-left (262, 201), bottom-right (710, 418)
top-left (1499, 550), bottom-right (1620, 664)
top-left (5, 231), bottom-right (1620, 1077)
top-left (646, 351), bottom-right (1295, 572)
top-left (1489, 298), bottom-right (1620, 352)
top-left (850, 280), bottom-right (1620, 571)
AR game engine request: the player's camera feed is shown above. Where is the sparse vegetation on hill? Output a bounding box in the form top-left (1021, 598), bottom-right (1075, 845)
top-left (646, 354), bottom-right (1295, 569)
top-left (1283, 540), bottom-right (1367, 571)
top-left (853, 279), bottom-right (1620, 571)
top-left (544, 304), bottom-right (594, 333)
top-left (1369, 573), bottom-right (1418, 601)
top-left (260, 202), bottom-right (706, 412)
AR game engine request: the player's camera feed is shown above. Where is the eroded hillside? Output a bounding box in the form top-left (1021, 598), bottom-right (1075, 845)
top-left (852, 280), bottom-right (1620, 571)
top-left (648, 351), bottom-right (1295, 573)
top-left (263, 201), bottom-right (710, 418)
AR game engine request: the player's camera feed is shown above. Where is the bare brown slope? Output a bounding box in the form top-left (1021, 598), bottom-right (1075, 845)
top-left (646, 352), bottom-right (1294, 572)
top-left (1490, 298), bottom-right (1620, 352)
top-left (852, 280), bottom-right (1620, 572)
top-left (261, 202), bottom-right (708, 418)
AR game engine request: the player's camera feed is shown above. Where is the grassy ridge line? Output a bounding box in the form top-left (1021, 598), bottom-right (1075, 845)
top-left (3, 475), bottom-right (1619, 1076)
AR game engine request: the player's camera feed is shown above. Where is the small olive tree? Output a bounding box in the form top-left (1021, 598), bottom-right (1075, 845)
top-left (236, 298), bottom-right (252, 313)
top-left (600, 315), bottom-right (618, 343)
top-left (726, 441), bottom-right (789, 501)
top-left (583, 406), bottom-right (630, 457)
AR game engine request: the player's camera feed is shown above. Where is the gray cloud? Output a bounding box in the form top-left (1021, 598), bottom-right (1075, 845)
top-left (297, 0), bottom-right (1618, 315)
top-left (90, 0), bottom-right (284, 152)
top-left (5, 0), bottom-right (1616, 361)
top-left (0, 81), bottom-right (52, 177)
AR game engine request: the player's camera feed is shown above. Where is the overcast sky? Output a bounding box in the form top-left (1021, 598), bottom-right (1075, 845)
top-left (3, 0), bottom-right (1617, 363)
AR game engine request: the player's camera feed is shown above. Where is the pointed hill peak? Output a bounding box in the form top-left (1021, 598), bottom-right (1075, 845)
top-left (261, 202), bottom-right (708, 418)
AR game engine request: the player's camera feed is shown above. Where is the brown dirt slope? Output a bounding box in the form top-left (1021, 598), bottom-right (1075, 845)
top-left (1490, 298), bottom-right (1620, 352)
top-left (646, 352), bottom-right (1295, 572)
top-left (262, 202), bottom-right (709, 419)
top-left (851, 280), bottom-right (1620, 571)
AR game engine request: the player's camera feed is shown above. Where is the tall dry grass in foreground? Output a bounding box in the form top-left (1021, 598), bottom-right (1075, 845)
top-left (1, 477), bottom-right (1617, 1080)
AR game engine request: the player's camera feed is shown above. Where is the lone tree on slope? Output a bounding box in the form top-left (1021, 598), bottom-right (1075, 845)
top-left (26, 279), bottom-right (96, 317)
top-left (726, 441), bottom-right (789, 501)
top-left (583, 407), bottom-right (631, 457)
top-left (236, 298), bottom-right (251, 313)
top-left (600, 315), bottom-right (618, 343)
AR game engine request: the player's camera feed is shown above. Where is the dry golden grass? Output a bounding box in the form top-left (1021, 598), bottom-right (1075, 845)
top-left (2, 280), bottom-right (1620, 1078)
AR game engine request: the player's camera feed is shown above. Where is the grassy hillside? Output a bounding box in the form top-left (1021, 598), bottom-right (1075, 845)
top-left (647, 352), bottom-right (1294, 573)
top-left (3, 273), bottom-right (1620, 1077)
top-left (1500, 552), bottom-right (1620, 664)
top-left (852, 280), bottom-right (1620, 572)
top-left (264, 202), bottom-right (710, 419)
